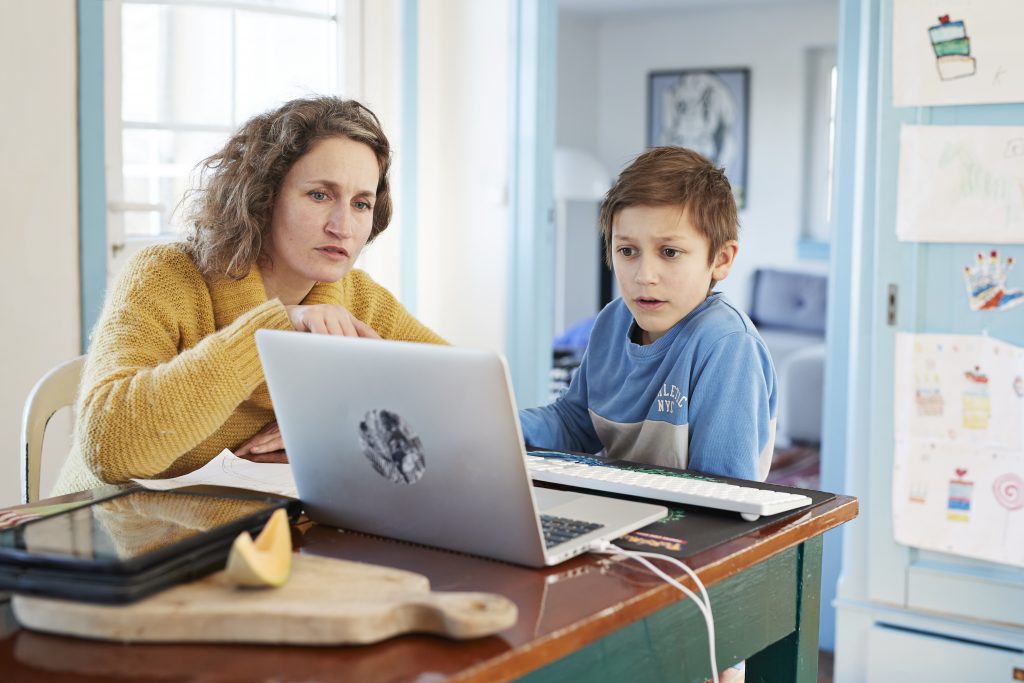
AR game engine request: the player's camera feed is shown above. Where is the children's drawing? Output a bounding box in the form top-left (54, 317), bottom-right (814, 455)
top-left (893, 334), bottom-right (1024, 567)
top-left (896, 125), bottom-right (1024, 243)
top-left (929, 15), bottom-right (976, 80)
top-left (963, 250), bottom-right (1023, 311)
top-left (915, 371), bottom-right (945, 416)
top-left (897, 333), bottom-right (1023, 449)
top-left (993, 472), bottom-right (1023, 548)
top-left (947, 468), bottom-right (973, 521)
top-left (909, 479), bottom-right (928, 503)
top-left (993, 472), bottom-right (1024, 511)
top-left (961, 366), bottom-right (991, 430)
top-left (893, 0), bottom-right (1024, 107)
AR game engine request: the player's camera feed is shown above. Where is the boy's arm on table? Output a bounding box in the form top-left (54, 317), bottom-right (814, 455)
top-left (518, 353), bottom-right (603, 454)
top-left (686, 332), bottom-right (776, 481)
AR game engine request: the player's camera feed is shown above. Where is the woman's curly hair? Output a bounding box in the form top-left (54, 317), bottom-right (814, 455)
top-left (184, 96), bottom-right (392, 279)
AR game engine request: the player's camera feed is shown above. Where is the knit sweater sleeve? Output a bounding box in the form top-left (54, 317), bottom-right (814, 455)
top-left (339, 269), bottom-right (447, 344)
top-left (77, 246), bottom-right (293, 484)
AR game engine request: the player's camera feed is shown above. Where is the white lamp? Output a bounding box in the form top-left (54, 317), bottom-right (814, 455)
top-left (552, 146), bottom-right (610, 335)
top-left (554, 146), bottom-right (611, 201)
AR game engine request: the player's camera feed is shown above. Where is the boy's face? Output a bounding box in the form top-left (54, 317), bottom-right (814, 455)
top-left (611, 204), bottom-right (737, 345)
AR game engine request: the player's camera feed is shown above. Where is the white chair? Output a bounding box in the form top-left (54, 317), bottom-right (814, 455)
top-left (20, 355), bottom-right (86, 503)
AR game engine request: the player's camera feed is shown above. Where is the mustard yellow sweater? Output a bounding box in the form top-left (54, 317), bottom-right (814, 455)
top-left (54, 243), bottom-right (445, 495)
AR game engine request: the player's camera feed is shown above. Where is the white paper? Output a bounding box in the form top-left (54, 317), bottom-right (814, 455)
top-left (893, 440), bottom-right (1023, 567)
top-left (893, 0), bottom-right (1024, 107)
top-left (893, 333), bottom-right (1024, 567)
top-left (893, 332), bottom-right (1024, 449)
top-left (896, 125), bottom-right (1024, 243)
top-left (133, 449), bottom-right (298, 499)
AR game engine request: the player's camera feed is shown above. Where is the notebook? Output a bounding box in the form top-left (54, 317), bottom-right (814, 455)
top-left (255, 330), bottom-right (667, 567)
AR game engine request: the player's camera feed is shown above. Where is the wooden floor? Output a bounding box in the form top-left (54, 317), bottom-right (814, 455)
top-left (767, 444), bottom-right (822, 489)
top-left (818, 650), bottom-right (834, 683)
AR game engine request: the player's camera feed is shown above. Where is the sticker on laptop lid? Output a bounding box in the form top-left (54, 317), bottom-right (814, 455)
top-left (358, 409), bottom-right (426, 484)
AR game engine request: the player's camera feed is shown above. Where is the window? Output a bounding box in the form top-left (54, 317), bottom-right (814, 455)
top-left (801, 46), bottom-right (838, 251)
top-left (106, 0), bottom-right (358, 257)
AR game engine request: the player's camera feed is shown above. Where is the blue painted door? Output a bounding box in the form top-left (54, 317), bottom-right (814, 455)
top-left (854, 0), bottom-right (1024, 630)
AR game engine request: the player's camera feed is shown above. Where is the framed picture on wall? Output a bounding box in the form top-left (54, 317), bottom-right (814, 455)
top-left (648, 68), bottom-right (750, 208)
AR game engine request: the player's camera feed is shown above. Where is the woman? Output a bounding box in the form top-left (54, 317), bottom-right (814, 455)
top-left (54, 96), bottom-right (444, 495)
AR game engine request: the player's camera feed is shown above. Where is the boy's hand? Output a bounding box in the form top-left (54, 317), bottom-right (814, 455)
top-left (285, 304), bottom-right (381, 338)
top-left (236, 421), bottom-right (288, 463)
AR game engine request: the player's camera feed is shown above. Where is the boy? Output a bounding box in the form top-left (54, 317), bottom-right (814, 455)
top-left (520, 146), bottom-right (777, 481)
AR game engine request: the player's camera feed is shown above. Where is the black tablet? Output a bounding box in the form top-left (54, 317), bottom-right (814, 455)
top-left (0, 489), bottom-right (300, 604)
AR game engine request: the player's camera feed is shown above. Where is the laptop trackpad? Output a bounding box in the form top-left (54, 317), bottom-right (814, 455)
top-left (533, 486), bottom-right (589, 514)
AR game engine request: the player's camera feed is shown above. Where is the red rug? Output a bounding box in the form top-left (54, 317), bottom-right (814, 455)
top-left (767, 445), bottom-right (821, 489)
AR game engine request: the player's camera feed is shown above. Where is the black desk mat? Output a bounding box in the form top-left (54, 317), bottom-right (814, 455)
top-left (529, 451), bottom-right (836, 560)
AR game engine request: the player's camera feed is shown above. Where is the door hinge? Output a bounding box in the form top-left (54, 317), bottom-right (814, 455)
top-left (887, 284), bottom-right (898, 326)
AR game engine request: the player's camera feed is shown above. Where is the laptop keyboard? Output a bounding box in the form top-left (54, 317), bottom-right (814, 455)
top-left (539, 514), bottom-right (604, 549)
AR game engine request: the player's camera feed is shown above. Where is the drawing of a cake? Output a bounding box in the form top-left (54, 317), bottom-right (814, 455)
top-left (961, 365), bottom-right (990, 430)
top-left (909, 480), bottom-right (928, 504)
top-left (947, 470), bottom-right (973, 522)
top-left (929, 15), bottom-right (976, 81)
top-left (915, 373), bottom-right (944, 416)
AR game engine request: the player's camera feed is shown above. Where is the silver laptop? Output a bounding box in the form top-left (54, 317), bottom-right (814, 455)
top-left (255, 329), bottom-right (667, 567)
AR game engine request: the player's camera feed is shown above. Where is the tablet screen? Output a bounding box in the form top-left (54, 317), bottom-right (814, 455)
top-left (1, 490), bottom-right (281, 565)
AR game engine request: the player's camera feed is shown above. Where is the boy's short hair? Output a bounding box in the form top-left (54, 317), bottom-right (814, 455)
top-left (598, 146), bottom-right (738, 266)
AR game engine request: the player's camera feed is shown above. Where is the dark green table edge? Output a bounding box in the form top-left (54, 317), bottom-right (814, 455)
top-left (518, 536), bottom-right (823, 683)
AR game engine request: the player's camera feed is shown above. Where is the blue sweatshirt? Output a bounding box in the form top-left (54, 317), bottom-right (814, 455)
top-left (520, 293), bottom-right (777, 481)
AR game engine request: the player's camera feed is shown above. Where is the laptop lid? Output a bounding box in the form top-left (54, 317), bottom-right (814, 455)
top-left (256, 330), bottom-right (666, 567)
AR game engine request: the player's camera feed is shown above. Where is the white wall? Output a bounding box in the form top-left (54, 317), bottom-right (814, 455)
top-left (416, 0), bottom-right (511, 352)
top-left (554, 16), bottom-right (604, 335)
top-left (0, 1), bottom-right (81, 507)
top-left (559, 0), bottom-right (837, 312)
top-left (557, 15), bottom-right (600, 152)
top-left (349, 0), bottom-right (403, 297)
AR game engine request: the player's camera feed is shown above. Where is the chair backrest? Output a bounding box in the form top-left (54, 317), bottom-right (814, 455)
top-left (748, 268), bottom-right (828, 335)
top-left (20, 355), bottom-right (87, 503)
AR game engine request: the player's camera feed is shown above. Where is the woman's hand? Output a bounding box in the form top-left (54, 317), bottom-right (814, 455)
top-left (285, 304), bottom-right (381, 338)
top-left (235, 421), bottom-right (288, 463)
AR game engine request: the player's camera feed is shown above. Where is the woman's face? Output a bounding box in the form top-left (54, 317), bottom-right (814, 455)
top-left (263, 135), bottom-right (380, 301)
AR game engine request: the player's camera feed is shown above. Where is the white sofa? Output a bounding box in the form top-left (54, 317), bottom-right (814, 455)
top-left (748, 268), bottom-right (828, 447)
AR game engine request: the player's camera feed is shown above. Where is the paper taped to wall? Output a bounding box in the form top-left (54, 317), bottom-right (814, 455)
top-left (896, 125), bottom-right (1024, 244)
top-left (893, 332), bottom-right (1024, 568)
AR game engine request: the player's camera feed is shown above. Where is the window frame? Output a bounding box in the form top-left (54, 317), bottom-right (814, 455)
top-left (800, 45), bottom-right (838, 259)
top-left (103, 0), bottom-right (360, 276)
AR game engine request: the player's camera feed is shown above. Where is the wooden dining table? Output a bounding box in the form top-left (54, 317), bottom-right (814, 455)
top-left (0, 486), bottom-right (856, 682)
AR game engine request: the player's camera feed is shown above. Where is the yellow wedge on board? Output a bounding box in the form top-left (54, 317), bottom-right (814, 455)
top-left (224, 508), bottom-right (292, 588)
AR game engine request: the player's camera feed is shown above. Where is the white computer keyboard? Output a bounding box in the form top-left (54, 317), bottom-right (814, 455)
top-left (526, 453), bottom-right (813, 521)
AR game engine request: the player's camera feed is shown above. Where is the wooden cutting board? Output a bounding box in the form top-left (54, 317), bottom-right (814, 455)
top-left (12, 553), bottom-right (517, 645)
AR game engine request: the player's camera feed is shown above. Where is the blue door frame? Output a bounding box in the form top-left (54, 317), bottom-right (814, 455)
top-left (506, 0), bottom-right (557, 409)
top-left (78, 0), bottom-right (107, 352)
top-left (817, 0), bottom-right (877, 652)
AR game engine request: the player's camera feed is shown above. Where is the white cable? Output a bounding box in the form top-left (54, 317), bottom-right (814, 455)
top-left (589, 540), bottom-right (719, 683)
